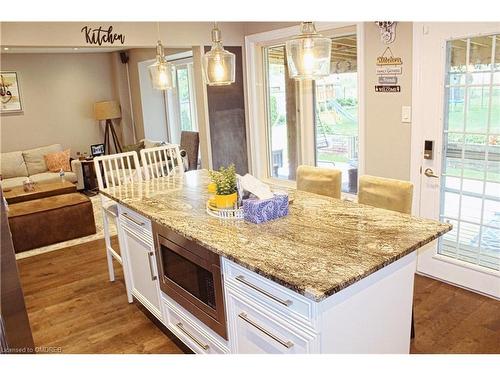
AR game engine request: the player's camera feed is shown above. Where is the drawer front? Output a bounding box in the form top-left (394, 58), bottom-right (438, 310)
top-left (118, 205), bottom-right (153, 240)
top-left (226, 289), bottom-right (317, 354)
top-left (222, 259), bottom-right (316, 330)
top-left (162, 295), bottom-right (229, 354)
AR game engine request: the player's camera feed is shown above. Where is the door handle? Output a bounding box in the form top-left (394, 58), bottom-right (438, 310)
top-left (424, 168), bottom-right (439, 178)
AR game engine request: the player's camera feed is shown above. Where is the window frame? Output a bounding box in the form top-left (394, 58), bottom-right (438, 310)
top-left (245, 22), bottom-right (365, 191)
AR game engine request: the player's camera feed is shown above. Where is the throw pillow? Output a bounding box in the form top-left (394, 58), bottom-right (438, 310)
top-left (44, 149), bottom-right (71, 172)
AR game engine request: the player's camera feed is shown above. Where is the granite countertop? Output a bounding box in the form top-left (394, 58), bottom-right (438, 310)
top-left (101, 170), bottom-right (451, 302)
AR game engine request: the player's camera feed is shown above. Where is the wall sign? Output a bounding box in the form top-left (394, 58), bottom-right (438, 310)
top-left (81, 26), bottom-right (125, 46)
top-left (378, 76), bottom-right (398, 84)
top-left (0, 71), bottom-right (23, 113)
top-left (375, 46), bottom-right (403, 93)
top-left (376, 66), bottom-right (402, 75)
top-left (375, 85), bottom-right (400, 93)
top-left (375, 21), bottom-right (397, 44)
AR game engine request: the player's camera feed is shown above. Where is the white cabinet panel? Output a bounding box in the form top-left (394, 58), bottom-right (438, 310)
top-left (118, 207), bottom-right (162, 321)
top-left (162, 295), bottom-right (229, 354)
top-left (223, 258), bottom-right (317, 331)
top-left (226, 288), bottom-right (317, 354)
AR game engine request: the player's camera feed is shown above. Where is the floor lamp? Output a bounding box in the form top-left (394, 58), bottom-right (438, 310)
top-left (94, 100), bottom-right (123, 154)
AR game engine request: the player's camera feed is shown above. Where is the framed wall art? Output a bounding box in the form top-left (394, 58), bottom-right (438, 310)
top-left (0, 71), bottom-right (23, 114)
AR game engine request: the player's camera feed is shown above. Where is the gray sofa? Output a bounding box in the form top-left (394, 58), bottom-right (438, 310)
top-left (1, 144), bottom-right (83, 190)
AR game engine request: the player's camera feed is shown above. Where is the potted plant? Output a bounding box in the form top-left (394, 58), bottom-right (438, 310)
top-left (208, 164), bottom-right (238, 209)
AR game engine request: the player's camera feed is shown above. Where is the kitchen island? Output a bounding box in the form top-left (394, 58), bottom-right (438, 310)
top-left (101, 170), bottom-right (451, 354)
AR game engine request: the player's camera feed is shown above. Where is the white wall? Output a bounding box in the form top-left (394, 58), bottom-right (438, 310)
top-left (0, 53), bottom-right (117, 155)
top-left (363, 22), bottom-right (413, 180)
top-left (0, 22), bottom-right (246, 48)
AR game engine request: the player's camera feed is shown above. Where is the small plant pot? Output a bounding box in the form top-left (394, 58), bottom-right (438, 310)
top-left (215, 192), bottom-right (237, 209)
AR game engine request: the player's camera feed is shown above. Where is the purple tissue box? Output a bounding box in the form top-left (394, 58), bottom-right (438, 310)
top-left (242, 193), bottom-right (289, 224)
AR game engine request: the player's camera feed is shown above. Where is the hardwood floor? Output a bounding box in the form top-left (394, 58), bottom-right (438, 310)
top-left (17, 237), bottom-right (188, 354)
top-left (411, 274), bottom-right (500, 354)
top-left (16, 238), bottom-right (500, 354)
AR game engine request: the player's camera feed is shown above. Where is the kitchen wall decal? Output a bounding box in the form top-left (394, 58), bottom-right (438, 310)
top-left (0, 72), bottom-right (23, 114)
top-left (81, 26), bottom-right (125, 45)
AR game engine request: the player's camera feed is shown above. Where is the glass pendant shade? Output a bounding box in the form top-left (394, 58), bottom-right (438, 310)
top-left (148, 41), bottom-right (175, 90)
top-left (203, 25), bottom-right (235, 86)
top-left (285, 22), bottom-right (332, 80)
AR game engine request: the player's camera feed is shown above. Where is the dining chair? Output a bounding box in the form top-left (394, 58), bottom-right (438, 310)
top-left (94, 151), bottom-right (142, 301)
top-left (140, 144), bottom-right (184, 180)
top-left (358, 174), bottom-right (415, 338)
top-left (296, 165), bottom-right (342, 199)
top-left (358, 175), bottom-right (413, 214)
top-left (180, 131), bottom-right (200, 171)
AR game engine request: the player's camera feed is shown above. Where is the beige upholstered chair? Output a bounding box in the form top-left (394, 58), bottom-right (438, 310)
top-left (358, 175), bottom-right (413, 215)
top-left (358, 174), bottom-right (415, 339)
top-left (296, 165), bottom-right (342, 199)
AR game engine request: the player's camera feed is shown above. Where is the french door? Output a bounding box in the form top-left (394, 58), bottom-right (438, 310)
top-left (413, 22), bottom-right (500, 299)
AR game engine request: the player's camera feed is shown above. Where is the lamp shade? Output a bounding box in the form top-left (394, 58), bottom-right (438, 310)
top-left (94, 101), bottom-right (121, 120)
top-left (285, 22), bottom-right (332, 80)
top-left (202, 24), bottom-right (235, 86)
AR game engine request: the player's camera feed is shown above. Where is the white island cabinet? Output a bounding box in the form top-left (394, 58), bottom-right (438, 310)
top-left (222, 255), bottom-right (417, 354)
top-left (105, 170), bottom-right (449, 354)
top-left (117, 205), bottom-right (163, 321)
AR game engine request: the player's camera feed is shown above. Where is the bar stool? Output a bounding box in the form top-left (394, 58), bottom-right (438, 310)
top-left (358, 175), bottom-right (413, 214)
top-left (296, 165), bottom-right (342, 199)
top-left (94, 151), bottom-right (142, 303)
top-left (140, 144), bottom-right (184, 180)
top-left (358, 174), bottom-right (415, 338)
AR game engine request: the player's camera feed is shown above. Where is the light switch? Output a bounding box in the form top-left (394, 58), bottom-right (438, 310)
top-left (402, 106), bottom-right (412, 123)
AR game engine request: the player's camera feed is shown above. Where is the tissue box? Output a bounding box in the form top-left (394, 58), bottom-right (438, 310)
top-left (243, 193), bottom-right (289, 224)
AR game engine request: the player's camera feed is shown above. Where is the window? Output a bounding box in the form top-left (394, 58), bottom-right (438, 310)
top-left (165, 56), bottom-right (197, 144)
top-left (175, 65), bottom-right (196, 132)
top-left (258, 25), bottom-right (361, 186)
top-left (314, 35), bottom-right (359, 193)
top-left (264, 45), bottom-right (297, 180)
top-left (439, 34), bottom-right (500, 271)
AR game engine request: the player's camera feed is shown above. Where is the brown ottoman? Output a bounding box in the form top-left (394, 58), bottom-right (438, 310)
top-left (8, 193), bottom-right (96, 253)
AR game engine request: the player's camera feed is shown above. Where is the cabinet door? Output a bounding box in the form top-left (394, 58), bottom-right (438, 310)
top-left (122, 227), bottom-right (162, 319)
top-left (226, 288), bottom-right (316, 354)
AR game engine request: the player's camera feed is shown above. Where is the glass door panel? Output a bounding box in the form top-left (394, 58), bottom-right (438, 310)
top-left (313, 34), bottom-right (359, 193)
top-left (440, 34), bottom-right (500, 271)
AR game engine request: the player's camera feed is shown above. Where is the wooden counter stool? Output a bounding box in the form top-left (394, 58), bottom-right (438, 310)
top-left (358, 174), bottom-right (415, 338)
top-left (296, 165), bottom-right (342, 199)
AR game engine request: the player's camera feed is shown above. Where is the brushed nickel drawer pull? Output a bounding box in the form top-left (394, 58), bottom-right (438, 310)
top-left (147, 251), bottom-right (157, 281)
top-left (121, 213), bottom-right (145, 226)
top-left (235, 275), bottom-right (293, 306)
top-left (238, 312), bottom-right (294, 349)
top-left (176, 322), bottom-right (209, 351)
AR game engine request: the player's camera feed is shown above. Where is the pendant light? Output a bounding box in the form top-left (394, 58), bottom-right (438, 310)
top-left (285, 22), bottom-right (332, 80)
top-left (202, 23), bottom-right (235, 86)
top-left (148, 23), bottom-right (175, 90)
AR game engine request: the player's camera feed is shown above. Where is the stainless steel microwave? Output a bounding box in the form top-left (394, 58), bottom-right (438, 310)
top-left (153, 223), bottom-right (227, 340)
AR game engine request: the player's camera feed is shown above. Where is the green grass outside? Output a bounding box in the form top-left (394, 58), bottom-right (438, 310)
top-left (446, 167), bottom-right (500, 182)
top-left (448, 93), bottom-right (500, 134)
top-left (317, 107), bottom-right (358, 136)
top-left (316, 152), bottom-right (349, 164)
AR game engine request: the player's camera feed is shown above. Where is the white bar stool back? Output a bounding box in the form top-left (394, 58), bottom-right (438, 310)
top-left (140, 144), bottom-right (184, 180)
